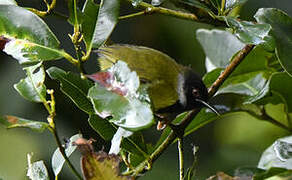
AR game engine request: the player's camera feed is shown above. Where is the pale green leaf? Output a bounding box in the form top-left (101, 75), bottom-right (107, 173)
top-left (0, 115), bottom-right (49, 132)
top-left (14, 63), bottom-right (46, 103)
top-left (0, 5), bottom-right (64, 64)
top-left (52, 134), bottom-right (82, 176)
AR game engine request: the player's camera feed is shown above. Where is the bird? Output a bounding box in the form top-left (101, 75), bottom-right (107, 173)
top-left (95, 44), bottom-right (216, 129)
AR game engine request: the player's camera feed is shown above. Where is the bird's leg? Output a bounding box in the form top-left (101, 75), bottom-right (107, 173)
top-left (155, 113), bottom-right (168, 130)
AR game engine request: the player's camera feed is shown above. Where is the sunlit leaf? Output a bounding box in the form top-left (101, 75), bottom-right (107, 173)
top-left (109, 127), bottom-right (133, 154)
top-left (27, 153), bottom-right (49, 180)
top-left (258, 135), bottom-right (292, 170)
top-left (196, 29), bottom-right (245, 72)
top-left (151, 0), bottom-right (165, 6)
top-left (52, 134), bottom-right (82, 176)
top-left (0, 0), bottom-right (17, 5)
top-left (88, 61), bottom-right (154, 131)
top-left (204, 46), bottom-right (274, 104)
top-left (132, 0), bottom-right (143, 7)
top-left (0, 5), bottom-right (64, 64)
top-left (14, 63), bottom-right (46, 103)
top-left (225, 0), bottom-right (247, 10)
top-left (0, 115), bottom-right (49, 132)
top-left (82, 0), bottom-right (99, 51)
top-left (255, 8), bottom-right (292, 77)
top-left (47, 67), bottom-right (94, 114)
top-left (83, 0), bottom-right (120, 51)
top-left (224, 17), bottom-right (271, 45)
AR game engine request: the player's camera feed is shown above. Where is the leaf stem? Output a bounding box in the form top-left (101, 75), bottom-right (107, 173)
top-left (69, 0), bottom-right (87, 76)
top-left (27, 0), bottom-right (57, 17)
top-left (127, 44), bottom-right (255, 176)
top-left (220, 0), bottom-right (226, 15)
top-left (50, 127), bottom-right (83, 180)
top-left (45, 90), bottom-right (83, 180)
top-left (178, 138), bottom-right (184, 180)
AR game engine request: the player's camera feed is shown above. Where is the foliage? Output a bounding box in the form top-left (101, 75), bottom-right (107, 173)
top-left (0, 0), bottom-right (292, 179)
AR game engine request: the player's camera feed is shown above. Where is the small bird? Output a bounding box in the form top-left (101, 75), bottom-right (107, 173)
top-left (96, 44), bottom-right (215, 129)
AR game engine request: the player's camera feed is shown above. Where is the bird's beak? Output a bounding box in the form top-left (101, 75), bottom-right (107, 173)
top-left (195, 99), bottom-right (220, 116)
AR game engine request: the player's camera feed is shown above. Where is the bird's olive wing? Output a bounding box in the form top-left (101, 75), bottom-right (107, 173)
top-left (97, 44), bottom-right (181, 110)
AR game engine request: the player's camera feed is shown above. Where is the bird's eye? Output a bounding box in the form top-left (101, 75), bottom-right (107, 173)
top-left (192, 88), bottom-right (200, 98)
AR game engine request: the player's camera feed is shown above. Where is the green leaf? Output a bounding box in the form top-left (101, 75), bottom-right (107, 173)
top-left (82, 0), bottom-right (99, 52)
top-left (14, 63), bottom-right (46, 103)
top-left (203, 68), bottom-right (223, 87)
top-left (224, 16), bottom-right (271, 45)
top-left (83, 0), bottom-right (120, 52)
top-left (27, 153), bottom-right (49, 180)
top-left (0, 5), bottom-right (64, 64)
top-left (88, 115), bottom-right (149, 157)
top-left (254, 168), bottom-right (288, 180)
top-left (0, 115), bottom-right (49, 132)
top-left (255, 8), bottom-right (292, 77)
top-left (185, 109), bottom-right (217, 136)
top-left (52, 134), bottom-right (82, 176)
top-left (269, 72), bottom-right (292, 112)
top-left (225, 0), bottom-right (247, 10)
top-left (196, 29), bottom-right (245, 72)
top-left (47, 67), bottom-right (94, 114)
top-left (155, 110), bottom-right (216, 149)
top-left (258, 135), bottom-right (292, 170)
top-left (88, 61), bottom-right (154, 131)
top-left (67, 0), bottom-right (83, 26)
top-left (88, 114), bottom-right (116, 140)
top-left (0, 0), bottom-right (17, 5)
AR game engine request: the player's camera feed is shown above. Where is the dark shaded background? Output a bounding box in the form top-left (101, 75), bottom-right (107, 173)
top-left (0, 0), bottom-right (291, 179)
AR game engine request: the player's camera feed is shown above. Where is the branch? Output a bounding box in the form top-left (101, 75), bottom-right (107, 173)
top-left (208, 44), bottom-right (255, 97)
top-left (178, 138), bottom-right (184, 180)
top-left (127, 44), bottom-right (255, 176)
top-left (125, 0), bottom-right (225, 26)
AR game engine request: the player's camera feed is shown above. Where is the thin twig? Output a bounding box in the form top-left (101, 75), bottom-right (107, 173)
top-left (27, 0), bottom-right (57, 17)
top-left (126, 44), bottom-right (255, 176)
top-left (119, 11), bottom-right (146, 20)
top-left (51, 127), bottom-right (83, 180)
top-left (178, 138), bottom-right (184, 180)
top-left (46, 90), bottom-right (83, 180)
top-left (127, 0), bottom-right (198, 21)
top-left (125, 0), bottom-right (225, 26)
